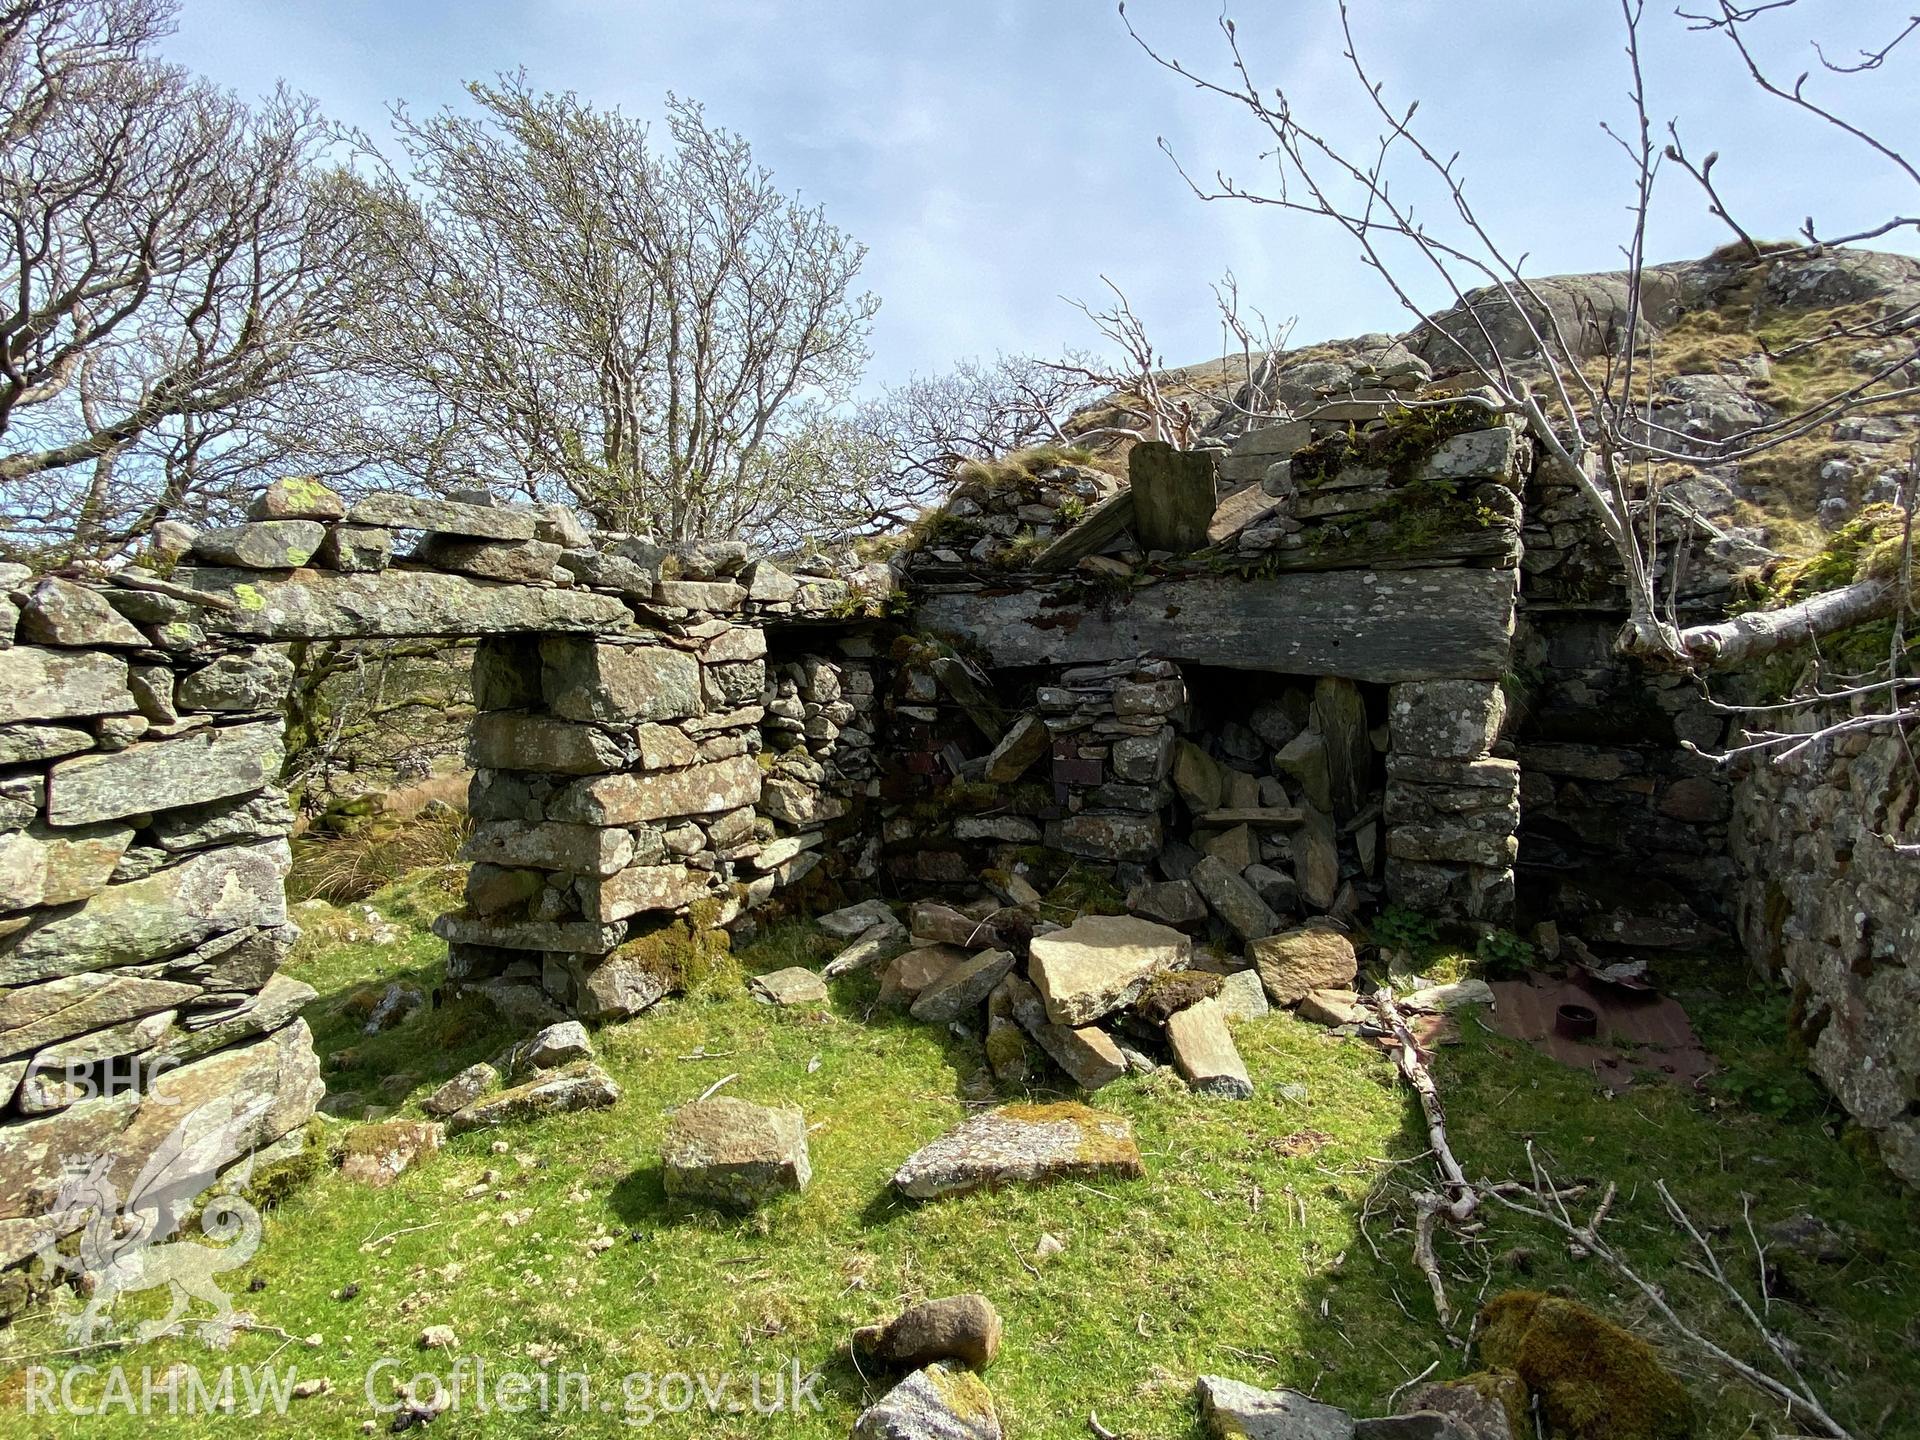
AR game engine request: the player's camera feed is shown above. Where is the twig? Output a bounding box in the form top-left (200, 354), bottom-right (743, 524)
top-left (1088, 1410), bottom-right (1119, 1439)
top-left (696, 1073), bottom-right (738, 1102)
top-left (1385, 1359), bottom-right (1441, 1411)
top-left (1482, 1176), bottom-right (1855, 1439)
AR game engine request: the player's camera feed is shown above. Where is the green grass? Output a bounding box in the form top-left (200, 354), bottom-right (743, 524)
top-left (3, 880), bottom-right (1916, 1439)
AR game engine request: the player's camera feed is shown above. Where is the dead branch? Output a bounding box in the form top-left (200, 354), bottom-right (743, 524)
top-left (1373, 986), bottom-right (1478, 1333)
top-left (1481, 1173), bottom-right (1856, 1439)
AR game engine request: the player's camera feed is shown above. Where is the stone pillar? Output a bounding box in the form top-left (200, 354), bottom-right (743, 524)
top-left (1383, 680), bottom-right (1519, 926)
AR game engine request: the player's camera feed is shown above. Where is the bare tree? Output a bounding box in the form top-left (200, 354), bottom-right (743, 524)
top-left (1120, 0), bottom-right (1918, 675)
top-left (349, 79), bottom-right (879, 545)
top-left (0, 0), bottom-right (371, 563)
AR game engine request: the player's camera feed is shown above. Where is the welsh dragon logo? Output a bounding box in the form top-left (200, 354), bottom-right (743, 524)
top-left (37, 1091), bottom-right (272, 1344)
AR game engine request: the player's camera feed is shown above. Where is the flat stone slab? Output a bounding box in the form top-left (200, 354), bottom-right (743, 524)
top-left (175, 567), bottom-right (631, 639)
top-left (346, 493), bottom-right (536, 539)
top-left (751, 966), bottom-right (829, 1006)
top-left (1028, 914), bottom-right (1189, 1026)
top-left (446, 1061), bottom-right (619, 1133)
top-left (662, 1096), bottom-right (811, 1208)
top-left (915, 569), bottom-right (1516, 682)
top-left (853, 1363), bottom-right (1002, 1440)
top-left (0, 648), bottom-right (131, 724)
top-left (1165, 998), bottom-right (1254, 1099)
top-left (909, 948), bottom-right (1015, 1023)
top-left (1196, 1375), bottom-right (1355, 1440)
top-left (891, 1102), bottom-right (1144, 1200)
top-left (0, 839), bottom-right (289, 984)
top-left (47, 720), bottom-right (283, 826)
top-left (1252, 926), bottom-right (1360, 1006)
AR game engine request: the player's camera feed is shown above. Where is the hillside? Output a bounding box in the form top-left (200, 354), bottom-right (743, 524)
top-left (1071, 245), bottom-right (1920, 562)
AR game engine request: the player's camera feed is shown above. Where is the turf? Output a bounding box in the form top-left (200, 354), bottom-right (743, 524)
top-left (2, 880), bottom-right (1915, 1440)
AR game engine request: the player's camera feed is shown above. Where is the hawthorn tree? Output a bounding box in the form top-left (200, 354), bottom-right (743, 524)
top-left (348, 80), bottom-right (884, 545)
top-left (0, 0), bottom-right (369, 563)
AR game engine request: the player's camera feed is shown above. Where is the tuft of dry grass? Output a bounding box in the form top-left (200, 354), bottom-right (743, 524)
top-left (288, 803), bottom-right (472, 904)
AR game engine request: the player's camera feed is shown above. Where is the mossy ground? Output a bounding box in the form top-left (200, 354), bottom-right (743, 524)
top-left (2, 882), bottom-right (1916, 1439)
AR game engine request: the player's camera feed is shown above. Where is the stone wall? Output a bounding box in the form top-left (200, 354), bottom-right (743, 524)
top-left (0, 483), bottom-right (891, 1268)
top-left (1730, 709), bottom-right (1919, 1186)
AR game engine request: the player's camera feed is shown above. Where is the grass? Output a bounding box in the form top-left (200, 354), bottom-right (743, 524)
top-left (3, 878), bottom-right (1917, 1439)
top-left (288, 806), bottom-right (472, 905)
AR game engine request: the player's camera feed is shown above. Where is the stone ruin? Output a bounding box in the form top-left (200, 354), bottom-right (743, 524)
top-left (1, 366), bottom-right (1916, 1277)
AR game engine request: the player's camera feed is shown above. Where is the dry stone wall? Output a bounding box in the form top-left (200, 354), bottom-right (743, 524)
top-left (0, 483), bottom-right (892, 1269)
top-left (1730, 709), bottom-right (1919, 1185)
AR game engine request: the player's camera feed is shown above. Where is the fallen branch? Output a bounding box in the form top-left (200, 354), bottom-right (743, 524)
top-left (1372, 987), bottom-right (1479, 1333)
top-left (1481, 1173), bottom-right (1855, 1440)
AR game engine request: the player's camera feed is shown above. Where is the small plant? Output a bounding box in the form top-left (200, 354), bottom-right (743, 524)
top-left (1474, 928), bottom-right (1537, 978)
top-left (1056, 494), bottom-right (1087, 524)
top-left (1372, 904), bottom-right (1442, 955)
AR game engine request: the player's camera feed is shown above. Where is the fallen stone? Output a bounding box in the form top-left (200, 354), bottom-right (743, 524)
top-left (1291, 809), bottom-right (1340, 911)
top-left (1393, 1379), bottom-right (1518, 1440)
top-left (1401, 979), bottom-right (1495, 1013)
top-left (854, 1294), bottom-right (1003, 1372)
top-left (422, 1062), bottom-right (501, 1119)
top-left (662, 1097), bottom-right (811, 1208)
top-left (191, 521), bottom-right (326, 569)
top-left (446, 1061), bottom-right (619, 1133)
top-left (1166, 998), bottom-right (1254, 1098)
top-left (1215, 968), bottom-right (1271, 1021)
top-left (818, 899), bottom-right (900, 939)
top-left (878, 945), bottom-right (965, 1008)
top-left (523, 1021), bottom-right (593, 1069)
top-left (910, 948), bottom-right (1016, 1024)
top-left (575, 951), bottom-right (674, 1020)
top-left (348, 493), bottom-right (535, 540)
top-left (1046, 811), bottom-right (1162, 862)
top-left (1244, 863), bottom-right (1300, 914)
top-left (1133, 969), bottom-right (1224, 1026)
top-left (1202, 822), bottom-right (1258, 871)
top-left (852, 1363), bottom-right (1002, 1440)
top-left (1298, 988), bottom-right (1371, 1027)
top-left (339, 1119), bottom-right (444, 1188)
top-left (827, 926), bottom-right (912, 981)
top-left (1028, 914), bottom-right (1188, 1026)
top-left (1127, 878), bottom-right (1208, 930)
top-left (1172, 740), bottom-right (1225, 812)
top-left (911, 901), bottom-right (996, 949)
top-left (46, 720), bottom-right (283, 825)
top-left (1277, 730), bottom-right (1333, 814)
top-left (751, 966), bottom-right (829, 1006)
top-left (1196, 1375), bottom-right (1355, 1440)
top-left (1252, 927), bottom-right (1359, 1006)
top-left (1190, 855), bottom-right (1281, 943)
top-left (0, 647), bottom-right (131, 724)
top-left (982, 713), bottom-right (1050, 782)
top-left (18, 578), bottom-right (146, 647)
top-left (891, 1102), bottom-right (1143, 1200)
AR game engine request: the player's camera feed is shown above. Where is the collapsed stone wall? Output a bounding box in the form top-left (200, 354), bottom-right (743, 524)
top-left (1731, 709), bottom-right (1919, 1185)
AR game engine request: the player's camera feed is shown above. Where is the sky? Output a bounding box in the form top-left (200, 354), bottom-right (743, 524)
top-left (161, 0), bottom-right (1919, 393)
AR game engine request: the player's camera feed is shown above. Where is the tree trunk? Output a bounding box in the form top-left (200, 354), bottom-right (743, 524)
top-left (1675, 577), bottom-right (1901, 667)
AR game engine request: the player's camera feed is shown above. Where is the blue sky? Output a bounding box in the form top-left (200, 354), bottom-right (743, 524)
top-left (163, 1), bottom-right (1917, 390)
